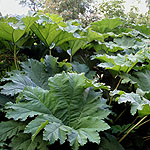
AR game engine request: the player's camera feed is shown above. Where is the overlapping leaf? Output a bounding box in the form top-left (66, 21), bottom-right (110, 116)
top-left (0, 16), bottom-right (38, 43)
top-left (92, 50), bottom-right (144, 73)
top-left (30, 15), bottom-right (81, 48)
top-left (4, 101), bottom-right (51, 121)
top-left (90, 18), bottom-right (123, 34)
top-left (102, 36), bottom-right (144, 53)
top-left (9, 133), bottom-right (48, 150)
top-left (0, 72), bottom-right (36, 96)
top-left (0, 55), bottom-right (65, 96)
top-left (71, 61), bottom-right (96, 79)
top-left (0, 94), bottom-right (14, 108)
top-left (132, 24), bottom-right (150, 36)
top-left (0, 121), bottom-right (25, 141)
top-left (118, 92), bottom-right (150, 116)
top-left (2, 72), bottom-right (110, 150)
top-left (24, 114), bottom-right (61, 141)
top-left (128, 68), bottom-right (150, 92)
top-left (120, 66), bottom-right (150, 95)
top-left (99, 133), bottom-right (125, 150)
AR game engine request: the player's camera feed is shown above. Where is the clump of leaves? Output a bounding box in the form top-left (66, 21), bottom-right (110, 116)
top-left (0, 71), bottom-right (110, 150)
top-left (1, 13), bottom-right (150, 150)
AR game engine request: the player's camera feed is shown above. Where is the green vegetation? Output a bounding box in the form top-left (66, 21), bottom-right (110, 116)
top-left (0, 11), bottom-right (150, 150)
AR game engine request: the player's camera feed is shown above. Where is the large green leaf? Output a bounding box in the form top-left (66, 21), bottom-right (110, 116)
top-left (9, 133), bottom-right (48, 150)
top-left (30, 15), bottom-right (78, 48)
top-left (114, 36), bottom-right (136, 48)
top-left (70, 117), bottom-right (110, 145)
top-left (86, 28), bottom-right (104, 42)
top-left (0, 16), bottom-right (38, 43)
top-left (0, 55), bottom-right (66, 96)
top-left (92, 51), bottom-right (144, 73)
top-left (120, 66), bottom-right (150, 97)
top-left (3, 72), bottom-right (110, 149)
top-left (24, 114), bottom-right (60, 141)
top-left (45, 14), bottom-right (63, 23)
top-left (90, 18), bottom-right (123, 34)
top-left (138, 104), bottom-right (150, 117)
top-left (71, 61), bottom-right (96, 79)
top-left (47, 72), bottom-right (110, 147)
top-left (48, 72), bottom-right (109, 125)
top-left (129, 68), bottom-right (150, 92)
top-left (4, 101), bottom-right (51, 121)
top-left (103, 36), bottom-right (144, 53)
top-left (21, 86), bottom-right (50, 104)
top-left (68, 39), bottom-right (87, 56)
top-left (0, 121), bottom-right (25, 141)
top-left (99, 133), bottom-right (125, 150)
top-left (71, 62), bottom-right (89, 74)
top-left (118, 92), bottom-right (150, 116)
top-left (44, 55), bottom-right (63, 76)
top-left (44, 122), bottom-right (72, 145)
top-left (0, 73), bottom-right (36, 96)
top-left (21, 59), bottom-right (50, 89)
top-left (132, 24), bottom-right (150, 36)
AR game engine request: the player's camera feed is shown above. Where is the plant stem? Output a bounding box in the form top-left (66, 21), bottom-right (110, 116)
top-left (143, 136), bottom-right (150, 139)
top-left (119, 116), bottom-right (147, 143)
top-left (115, 78), bottom-right (122, 90)
top-left (109, 78), bottom-right (122, 106)
top-left (117, 116), bottom-right (139, 137)
top-left (143, 136), bottom-right (150, 141)
top-left (70, 56), bottom-right (72, 62)
top-left (114, 106), bottom-right (128, 123)
top-left (137, 119), bottom-right (150, 128)
top-left (109, 96), bottom-right (113, 106)
top-left (49, 49), bottom-right (51, 55)
top-left (14, 44), bottom-right (18, 70)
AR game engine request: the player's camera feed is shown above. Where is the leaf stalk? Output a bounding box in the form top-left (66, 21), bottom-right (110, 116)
top-left (119, 116), bottom-right (147, 143)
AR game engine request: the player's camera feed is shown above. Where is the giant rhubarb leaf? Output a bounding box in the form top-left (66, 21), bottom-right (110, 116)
top-left (0, 121), bottom-right (25, 141)
top-left (9, 133), bottom-right (49, 150)
top-left (0, 55), bottom-right (65, 96)
top-left (118, 92), bottom-right (150, 116)
top-left (2, 72), bottom-right (110, 150)
top-left (30, 15), bottom-right (79, 48)
top-left (0, 16), bottom-right (38, 43)
top-left (99, 133), bottom-right (125, 150)
top-left (128, 68), bottom-right (150, 92)
top-left (120, 66), bottom-right (150, 95)
top-left (92, 50), bottom-right (144, 73)
top-left (90, 18), bottom-right (123, 34)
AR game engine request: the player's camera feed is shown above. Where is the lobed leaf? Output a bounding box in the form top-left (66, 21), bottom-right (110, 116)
top-left (9, 133), bottom-right (48, 150)
top-left (4, 101), bottom-right (51, 121)
top-left (0, 121), bottom-right (25, 141)
top-left (118, 92), bottom-right (150, 116)
top-left (90, 18), bottom-right (123, 34)
top-left (24, 114), bottom-right (61, 141)
top-left (92, 51), bottom-right (144, 73)
top-left (0, 73), bottom-right (36, 96)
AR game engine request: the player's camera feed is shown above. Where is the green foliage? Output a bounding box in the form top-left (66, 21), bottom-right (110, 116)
top-left (0, 94), bottom-right (14, 109)
top-left (1, 71), bottom-right (110, 150)
top-left (99, 133), bottom-right (125, 150)
top-left (0, 55), bottom-right (66, 96)
top-left (1, 13), bottom-right (150, 150)
top-left (90, 18), bottom-right (123, 34)
top-left (117, 92), bottom-right (150, 116)
top-left (9, 133), bottom-right (48, 150)
top-left (92, 50), bottom-right (144, 73)
top-left (0, 121), bottom-right (25, 141)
